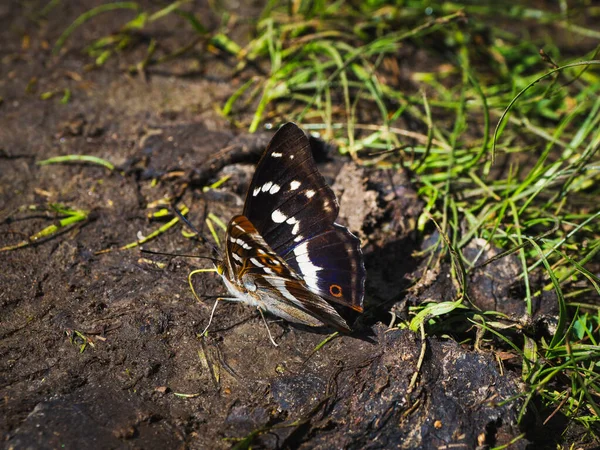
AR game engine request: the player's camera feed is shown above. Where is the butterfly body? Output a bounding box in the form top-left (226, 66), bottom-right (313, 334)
top-left (215, 123), bottom-right (365, 332)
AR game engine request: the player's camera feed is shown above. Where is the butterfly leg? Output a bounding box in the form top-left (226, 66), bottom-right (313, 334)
top-left (200, 296), bottom-right (245, 337)
top-left (257, 307), bottom-right (279, 347)
top-left (200, 297), bottom-right (222, 337)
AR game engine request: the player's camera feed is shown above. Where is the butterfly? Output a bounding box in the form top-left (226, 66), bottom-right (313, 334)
top-left (208, 123), bottom-right (365, 334)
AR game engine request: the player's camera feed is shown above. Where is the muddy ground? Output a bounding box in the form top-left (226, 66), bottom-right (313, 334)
top-left (0, 2), bottom-right (575, 449)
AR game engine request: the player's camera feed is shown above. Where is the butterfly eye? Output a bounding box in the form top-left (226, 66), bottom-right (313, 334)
top-left (329, 284), bottom-right (343, 298)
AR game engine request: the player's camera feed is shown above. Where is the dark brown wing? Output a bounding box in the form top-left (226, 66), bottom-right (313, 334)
top-left (241, 123), bottom-right (365, 313)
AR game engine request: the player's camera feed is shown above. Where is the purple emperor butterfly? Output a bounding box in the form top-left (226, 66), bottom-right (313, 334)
top-left (213, 123), bottom-right (365, 332)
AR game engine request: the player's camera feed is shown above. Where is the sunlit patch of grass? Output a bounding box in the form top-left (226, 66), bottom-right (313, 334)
top-left (411, 61), bottom-right (600, 436)
top-left (223, 6), bottom-right (466, 147)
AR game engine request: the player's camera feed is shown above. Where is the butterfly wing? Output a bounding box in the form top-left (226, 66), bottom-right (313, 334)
top-left (253, 276), bottom-right (351, 332)
top-left (242, 123), bottom-right (339, 255)
top-left (242, 123), bottom-right (365, 313)
top-left (283, 225), bottom-right (364, 312)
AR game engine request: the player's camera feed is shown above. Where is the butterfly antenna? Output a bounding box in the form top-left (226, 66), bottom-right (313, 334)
top-left (257, 307), bottom-right (279, 347)
top-left (140, 248), bottom-right (220, 264)
top-left (171, 205), bottom-right (222, 259)
top-left (366, 144), bottom-right (412, 157)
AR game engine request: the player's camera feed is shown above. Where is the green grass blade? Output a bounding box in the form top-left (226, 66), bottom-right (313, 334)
top-left (37, 155), bottom-right (115, 171)
top-left (53, 2), bottom-right (140, 54)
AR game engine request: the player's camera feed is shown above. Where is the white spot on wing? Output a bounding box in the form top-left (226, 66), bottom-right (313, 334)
top-left (253, 187), bottom-right (261, 196)
top-left (235, 238), bottom-right (251, 250)
top-left (294, 242), bottom-right (309, 256)
top-left (285, 216), bottom-right (300, 235)
top-left (271, 152), bottom-right (283, 158)
top-left (261, 181), bottom-right (273, 192)
top-left (292, 222), bottom-right (300, 235)
top-left (294, 235), bottom-right (304, 242)
top-left (294, 242), bottom-right (320, 289)
top-left (243, 279), bottom-right (257, 292)
top-left (295, 253), bottom-right (310, 263)
top-left (265, 278), bottom-right (298, 305)
top-left (305, 190), bottom-right (315, 198)
top-left (271, 209), bottom-right (288, 223)
top-left (250, 257), bottom-right (264, 268)
top-left (269, 183), bottom-right (281, 194)
top-left (290, 180), bottom-right (301, 190)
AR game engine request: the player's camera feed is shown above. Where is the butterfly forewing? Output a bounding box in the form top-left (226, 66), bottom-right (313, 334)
top-left (225, 215), bottom-right (297, 279)
top-left (242, 123), bottom-right (339, 256)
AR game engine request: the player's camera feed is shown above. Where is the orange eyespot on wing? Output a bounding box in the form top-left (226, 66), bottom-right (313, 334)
top-left (329, 284), bottom-right (343, 298)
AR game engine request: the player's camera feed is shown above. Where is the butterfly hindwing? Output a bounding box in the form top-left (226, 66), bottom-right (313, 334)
top-left (283, 223), bottom-right (365, 312)
top-left (253, 276), bottom-right (351, 331)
